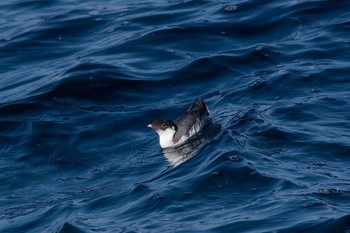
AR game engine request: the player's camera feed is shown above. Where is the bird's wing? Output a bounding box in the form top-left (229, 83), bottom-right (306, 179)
top-left (172, 99), bottom-right (209, 143)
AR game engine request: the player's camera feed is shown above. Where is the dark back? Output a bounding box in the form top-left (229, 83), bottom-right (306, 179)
top-left (173, 99), bottom-right (209, 143)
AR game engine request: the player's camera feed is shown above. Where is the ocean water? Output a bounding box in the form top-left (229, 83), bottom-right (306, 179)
top-left (1, 0), bottom-right (350, 232)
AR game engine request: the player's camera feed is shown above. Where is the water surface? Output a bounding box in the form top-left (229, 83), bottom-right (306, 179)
top-left (1, 0), bottom-right (350, 232)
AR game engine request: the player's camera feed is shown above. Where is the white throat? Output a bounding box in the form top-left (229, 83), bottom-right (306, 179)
top-left (156, 127), bottom-right (176, 148)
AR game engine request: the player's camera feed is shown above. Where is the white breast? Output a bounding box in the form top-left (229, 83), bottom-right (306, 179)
top-left (156, 127), bottom-right (177, 148)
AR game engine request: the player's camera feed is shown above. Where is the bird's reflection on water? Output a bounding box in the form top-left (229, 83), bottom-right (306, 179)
top-left (162, 123), bottom-right (221, 167)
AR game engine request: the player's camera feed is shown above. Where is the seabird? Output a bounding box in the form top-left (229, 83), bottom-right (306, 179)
top-left (148, 98), bottom-right (210, 148)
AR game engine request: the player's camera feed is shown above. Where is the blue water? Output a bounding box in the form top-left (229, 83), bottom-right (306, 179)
top-left (1, 0), bottom-right (350, 232)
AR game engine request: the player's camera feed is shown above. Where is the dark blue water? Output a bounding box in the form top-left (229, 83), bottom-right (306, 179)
top-left (1, 0), bottom-right (350, 232)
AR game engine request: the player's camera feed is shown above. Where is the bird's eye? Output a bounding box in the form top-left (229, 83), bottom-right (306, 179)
top-left (162, 124), bottom-right (166, 127)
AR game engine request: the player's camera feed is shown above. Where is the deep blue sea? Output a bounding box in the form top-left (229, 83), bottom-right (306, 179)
top-left (1, 0), bottom-right (350, 232)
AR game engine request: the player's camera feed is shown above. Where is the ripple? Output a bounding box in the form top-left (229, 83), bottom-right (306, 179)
top-left (1, 0), bottom-right (350, 232)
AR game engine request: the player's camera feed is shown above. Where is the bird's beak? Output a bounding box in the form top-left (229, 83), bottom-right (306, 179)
top-left (147, 124), bottom-right (152, 128)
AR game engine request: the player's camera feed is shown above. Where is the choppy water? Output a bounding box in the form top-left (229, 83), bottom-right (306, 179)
top-left (1, 0), bottom-right (350, 232)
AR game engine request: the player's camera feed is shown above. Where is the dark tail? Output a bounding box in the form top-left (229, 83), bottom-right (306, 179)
top-left (188, 98), bottom-right (209, 116)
